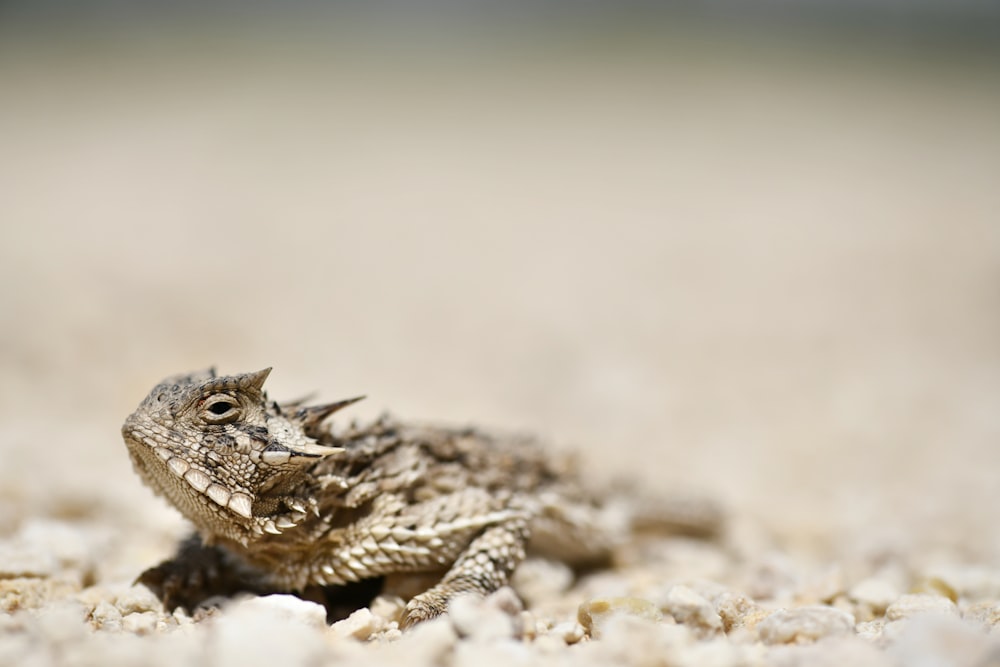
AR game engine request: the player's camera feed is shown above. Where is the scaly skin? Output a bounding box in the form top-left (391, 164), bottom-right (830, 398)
top-left (122, 368), bottom-right (721, 626)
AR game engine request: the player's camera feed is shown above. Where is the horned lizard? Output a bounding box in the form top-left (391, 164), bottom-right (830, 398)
top-left (122, 368), bottom-right (721, 627)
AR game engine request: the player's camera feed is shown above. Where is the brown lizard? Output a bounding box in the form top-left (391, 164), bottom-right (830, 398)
top-left (122, 368), bottom-right (721, 627)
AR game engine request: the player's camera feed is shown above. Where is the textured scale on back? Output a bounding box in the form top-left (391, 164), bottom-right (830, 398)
top-left (122, 368), bottom-right (721, 626)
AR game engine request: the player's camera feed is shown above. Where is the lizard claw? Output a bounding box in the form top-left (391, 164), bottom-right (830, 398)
top-left (136, 558), bottom-right (217, 612)
top-left (399, 593), bottom-right (448, 629)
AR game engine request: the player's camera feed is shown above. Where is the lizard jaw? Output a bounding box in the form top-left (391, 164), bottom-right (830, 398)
top-left (122, 422), bottom-right (260, 539)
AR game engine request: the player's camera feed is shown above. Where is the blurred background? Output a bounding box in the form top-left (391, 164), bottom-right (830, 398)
top-left (1, 2), bottom-right (998, 572)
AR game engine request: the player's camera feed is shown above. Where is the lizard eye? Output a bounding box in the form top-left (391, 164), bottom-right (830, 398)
top-left (202, 396), bottom-right (241, 424)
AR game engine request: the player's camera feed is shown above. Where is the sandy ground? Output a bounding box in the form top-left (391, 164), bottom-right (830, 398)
top-left (1, 20), bottom-right (999, 666)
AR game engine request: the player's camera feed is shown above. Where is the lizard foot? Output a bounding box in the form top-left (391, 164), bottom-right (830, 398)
top-left (136, 534), bottom-right (274, 612)
top-left (399, 592), bottom-right (450, 629)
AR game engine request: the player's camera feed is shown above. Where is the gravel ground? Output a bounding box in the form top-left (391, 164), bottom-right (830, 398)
top-left (1, 20), bottom-right (999, 667)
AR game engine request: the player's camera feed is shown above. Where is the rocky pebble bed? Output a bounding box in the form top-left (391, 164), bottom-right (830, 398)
top-left (2, 515), bottom-right (998, 667)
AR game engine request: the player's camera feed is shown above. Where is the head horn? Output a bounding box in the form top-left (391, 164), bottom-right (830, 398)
top-left (240, 367), bottom-right (272, 391)
top-left (296, 395), bottom-right (365, 437)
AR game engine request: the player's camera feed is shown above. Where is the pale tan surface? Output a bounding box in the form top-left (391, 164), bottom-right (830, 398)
top-left (1, 22), bottom-right (999, 664)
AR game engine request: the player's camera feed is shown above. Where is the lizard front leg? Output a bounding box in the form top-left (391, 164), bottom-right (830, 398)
top-left (137, 534), bottom-right (281, 612)
top-left (313, 490), bottom-right (532, 627)
top-left (398, 513), bottom-right (530, 627)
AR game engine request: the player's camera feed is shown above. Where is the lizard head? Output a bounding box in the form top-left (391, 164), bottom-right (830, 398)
top-left (122, 368), bottom-right (360, 546)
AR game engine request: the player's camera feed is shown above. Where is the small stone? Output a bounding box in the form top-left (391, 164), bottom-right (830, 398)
top-left (885, 594), bottom-right (959, 621)
top-left (31, 600), bottom-right (89, 644)
top-left (855, 619), bottom-right (885, 642)
top-left (91, 601), bottom-right (123, 632)
top-left (209, 593), bottom-right (327, 666)
top-left (509, 558), bottom-right (573, 607)
top-left (683, 579), bottom-right (732, 603)
top-left (575, 571), bottom-right (631, 600)
top-left (369, 594), bottom-right (405, 624)
top-left (0, 545), bottom-right (57, 579)
top-left (757, 606), bottom-right (855, 645)
top-left (578, 596), bottom-right (663, 639)
top-left (532, 634), bottom-right (569, 653)
top-left (888, 614), bottom-right (992, 667)
top-left (229, 594), bottom-right (327, 628)
top-left (449, 590), bottom-right (520, 641)
top-left (518, 610), bottom-right (539, 640)
top-left (797, 566), bottom-right (845, 605)
top-left (329, 607), bottom-right (381, 641)
top-left (963, 601), bottom-right (1000, 629)
top-left (0, 576), bottom-right (81, 613)
top-left (549, 620), bottom-right (586, 644)
top-left (599, 614), bottom-right (694, 661)
top-left (769, 636), bottom-right (893, 667)
top-left (684, 637), bottom-right (762, 666)
top-left (192, 606), bottom-right (220, 623)
top-left (743, 552), bottom-right (800, 602)
top-left (379, 627), bottom-right (403, 642)
top-left (121, 610), bottom-right (159, 635)
top-left (658, 585), bottom-right (723, 636)
top-left (485, 586), bottom-right (524, 617)
top-left (920, 566), bottom-right (1000, 602)
top-left (910, 577), bottom-right (959, 602)
top-left (452, 635), bottom-right (534, 667)
top-left (848, 578), bottom-right (899, 616)
top-left (17, 520), bottom-right (93, 572)
top-left (829, 594), bottom-right (854, 617)
top-left (714, 591), bottom-right (761, 632)
top-left (0, 633), bottom-right (33, 667)
top-left (74, 584), bottom-right (115, 608)
top-left (115, 584), bottom-right (164, 615)
top-left (373, 616), bottom-right (457, 665)
top-left (172, 607), bottom-right (195, 627)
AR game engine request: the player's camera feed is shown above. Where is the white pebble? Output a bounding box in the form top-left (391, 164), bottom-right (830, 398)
top-left (452, 636), bottom-right (533, 667)
top-left (17, 520), bottom-right (93, 571)
top-left (121, 611), bottom-right (159, 635)
top-left (769, 636), bottom-right (894, 667)
top-left (31, 601), bottom-right (89, 644)
top-left (797, 566), bottom-right (846, 604)
top-left (509, 558), bottom-right (573, 607)
top-left (658, 584), bottom-right (723, 636)
top-left (91, 601), bottom-right (123, 632)
top-left (115, 584), bottom-right (164, 615)
top-left (0, 544), bottom-right (57, 578)
top-left (599, 614), bottom-right (695, 661)
top-left (369, 595), bottom-right (406, 624)
top-left (920, 565), bottom-right (1000, 602)
top-left (888, 614), bottom-right (992, 667)
top-left (855, 620), bottom-right (885, 642)
top-left (485, 587), bottom-right (524, 617)
top-left (963, 601), bottom-right (1000, 629)
top-left (549, 621), bottom-right (586, 644)
top-left (758, 606), bottom-right (855, 645)
top-left (714, 591), bottom-right (761, 632)
top-left (532, 634), bottom-right (570, 653)
top-left (373, 617), bottom-right (458, 665)
top-left (229, 594), bottom-right (328, 628)
top-left (848, 578), bottom-right (899, 614)
top-left (449, 592), bottom-right (518, 641)
top-left (329, 608), bottom-right (381, 641)
top-left (885, 594), bottom-right (959, 622)
top-left (208, 594), bottom-right (327, 666)
top-left (578, 597), bottom-right (663, 639)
